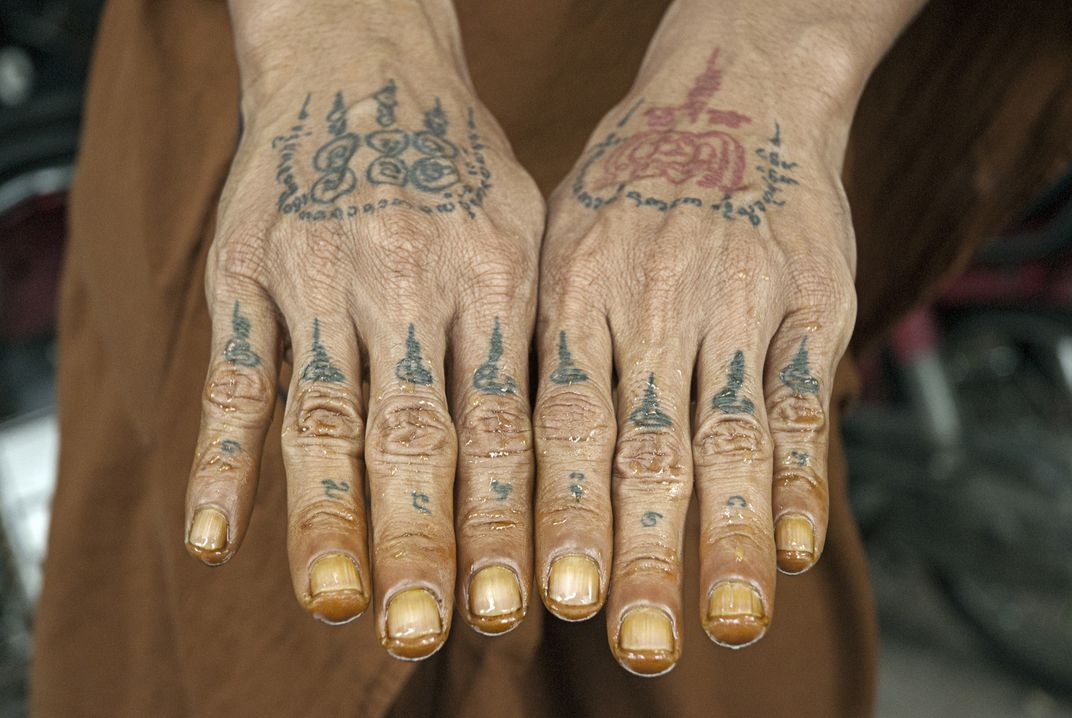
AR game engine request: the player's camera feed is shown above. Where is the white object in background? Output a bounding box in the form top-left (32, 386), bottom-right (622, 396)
top-left (0, 409), bottom-right (58, 605)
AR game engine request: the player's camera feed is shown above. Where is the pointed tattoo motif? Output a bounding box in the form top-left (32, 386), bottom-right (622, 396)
top-left (628, 373), bottom-right (673, 428)
top-left (223, 301), bottom-right (262, 368)
top-left (395, 323), bottom-right (434, 385)
top-left (373, 80), bottom-right (398, 127)
top-left (549, 331), bottom-right (588, 384)
top-left (712, 350), bottom-right (755, 414)
top-left (473, 317), bottom-right (517, 394)
top-left (491, 480), bottom-right (513, 501)
top-left (640, 511), bottom-right (663, 527)
top-left (411, 490), bottom-right (431, 514)
top-left (300, 318), bottom-right (345, 383)
top-left (569, 471), bottom-right (585, 501)
top-left (779, 337), bottom-right (820, 394)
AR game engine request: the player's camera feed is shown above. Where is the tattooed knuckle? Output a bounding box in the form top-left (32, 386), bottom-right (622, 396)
top-left (367, 395), bottom-right (456, 466)
top-left (457, 395), bottom-right (532, 464)
top-left (203, 365), bottom-right (274, 427)
top-left (768, 390), bottom-right (827, 435)
top-left (534, 389), bottom-right (614, 444)
top-left (614, 429), bottom-right (690, 488)
top-left (285, 384), bottom-right (365, 455)
top-left (692, 413), bottom-right (770, 467)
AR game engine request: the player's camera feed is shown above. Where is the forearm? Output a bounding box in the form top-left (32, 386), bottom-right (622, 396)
top-left (628, 0), bottom-right (927, 159)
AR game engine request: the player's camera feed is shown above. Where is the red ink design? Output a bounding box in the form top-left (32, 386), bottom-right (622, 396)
top-left (599, 48), bottom-right (751, 192)
top-left (592, 130), bottom-right (746, 193)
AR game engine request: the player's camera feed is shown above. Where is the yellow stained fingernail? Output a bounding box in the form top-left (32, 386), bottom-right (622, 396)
top-left (188, 508), bottom-right (227, 551)
top-left (708, 581), bottom-right (764, 621)
top-left (387, 588), bottom-right (441, 641)
top-left (619, 607), bottom-right (674, 653)
top-left (469, 566), bottom-right (522, 618)
top-left (547, 554), bottom-right (600, 608)
top-left (776, 513), bottom-right (815, 569)
top-left (310, 553), bottom-right (362, 597)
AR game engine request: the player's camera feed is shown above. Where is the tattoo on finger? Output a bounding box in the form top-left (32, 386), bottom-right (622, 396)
top-left (549, 331), bottom-right (588, 384)
top-left (300, 318), bottom-right (345, 383)
top-left (779, 337), bottom-right (820, 394)
top-left (628, 373), bottom-right (673, 429)
top-left (395, 323), bottom-right (434, 385)
top-left (712, 350), bottom-right (755, 414)
top-left (473, 317), bottom-right (517, 395)
top-left (223, 301), bottom-right (262, 368)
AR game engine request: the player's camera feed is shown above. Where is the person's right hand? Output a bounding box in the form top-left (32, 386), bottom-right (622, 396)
top-left (183, 2), bottom-right (545, 660)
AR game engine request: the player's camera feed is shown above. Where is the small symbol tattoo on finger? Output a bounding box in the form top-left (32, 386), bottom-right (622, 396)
top-left (223, 301), bottom-right (262, 368)
top-left (473, 317), bottom-right (517, 394)
top-left (727, 495), bottom-right (748, 508)
top-left (411, 490), bottom-right (431, 514)
top-left (395, 323), bottom-right (434, 385)
top-left (712, 350), bottom-right (755, 414)
top-left (628, 373), bottom-right (673, 429)
top-left (322, 479), bottom-right (351, 500)
top-left (640, 511), bottom-right (663, 528)
top-left (569, 471), bottom-right (585, 501)
top-left (790, 451), bottom-right (810, 466)
top-left (491, 480), bottom-right (513, 501)
top-left (218, 439), bottom-right (241, 455)
top-left (549, 331), bottom-right (588, 384)
top-left (779, 337), bottom-right (820, 394)
top-left (301, 318), bottom-right (345, 383)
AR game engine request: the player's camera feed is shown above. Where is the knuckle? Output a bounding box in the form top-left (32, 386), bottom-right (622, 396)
top-left (457, 503), bottom-right (524, 534)
top-left (693, 413), bottom-right (771, 467)
top-left (367, 394), bottom-right (456, 468)
top-left (457, 395), bottom-right (532, 465)
top-left (285, 383), bottom-right (365, 455)
top-left (699, 524), bottom-right (772, 557)
top-left (203, 364), bottom-right (275, 428)
top-left (774, 466), bottom-right (826, 497)
top-left (537, 496), bottom-right (608, 528)
top-left (614, 429), bottom-right (690, 489)
top-left (192, 438), bottom-right (255, 481)
top-left (535, 389), bottom-right (614, 445)
top-left (292, 500), bottom-right (362, 534)
top-left (767, 390), bottom-right (827, 436)
top-left (616, 547), bottom-right (680, 581)
top-left (373, 525), bottom-right (453, 564)
top-left (789, 254), bottom-right (856, 321)
top-left (215, 232), bottom-right (270, 284)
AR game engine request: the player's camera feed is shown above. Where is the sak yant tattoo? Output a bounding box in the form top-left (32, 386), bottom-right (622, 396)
top-left (628, 373), bottom-right (673, 429)
top-left (322, 479), bottom-right (350, 500)
top-left (473, 317), bottom-right (517, 395)
top-left (790, 450), bottom-right (810, 466)
top-left (300, 318), bottom-right (345, 383)
top-left (779, 337), bottom-right (820, 394)
top-left (571, 48), bottom-right (800, 226)
top-left (223, 301), bottom-right (262, 368)
top-left (271, 83), bottom-right (493, 221)
top-left (569, 471), bottom-right (586, 501)
top-left (395, 323), bottom-right (434, 386)
top-left (491, 480), bottom-right (513, 501)
top-left (411, 490), bottom-right (431, 514)
top-left (727, 495), bottom-right (748, 508)
top-left (712, 350), bottom-right (755, 414)
top-left (640, 511), bottom-right (664, 528)
top-left (549, 331), bottom-right (588, 384)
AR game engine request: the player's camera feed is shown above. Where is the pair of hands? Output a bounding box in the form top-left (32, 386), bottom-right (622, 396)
top-left (184, 5), bottom-right (860, 676)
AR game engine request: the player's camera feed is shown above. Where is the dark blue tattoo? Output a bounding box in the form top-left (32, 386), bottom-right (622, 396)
top-left (395, 323), bottom-right (434, 385)
top-left (549, 331), bottom-right (588, 384)
top-left (712, 350), bottom-right (755, 414)
top-left (628, 373), bottom-right (672, 429)
top-left (300, 318), bottom-right (345, 383)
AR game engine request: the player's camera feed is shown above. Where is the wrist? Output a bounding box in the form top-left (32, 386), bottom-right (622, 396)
top-left (228, 0), bottom-right (471, 104)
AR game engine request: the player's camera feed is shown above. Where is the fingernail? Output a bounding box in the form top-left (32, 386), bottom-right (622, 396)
top-left (310, 553), bottom-right (362, 597)
top-left (776, 513), bottom-right (815, 572)
top-left (188, 508), bottom-right (227, 551)
top-left (705, 581), bottom-right (769, 647)
top-left (546, 554), bottom-right (600, 619)
top-left (469, 566), bottom-right (523, 632)
top-left (616, 607), bottom-right (677, 676)
top-left (385, 588), bottom-right (443, 659)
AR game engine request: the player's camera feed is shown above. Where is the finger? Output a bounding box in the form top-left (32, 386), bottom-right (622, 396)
top-left (606, 334), bottom-right (695, 676)
top-left (186, 284), bottom-right (279, 566)
top-left (533, 312), bottom-right (615, 622)
top-left (452, 312), bottom-right (534, 635)
top-left (280, 315), bottom-right (371, 624)
top-left (765, 281), bottom-right (855, 574)
top-left (693, 338), bottom-right (777, 648)
top-left (364, 320), bottom-right (456, 659)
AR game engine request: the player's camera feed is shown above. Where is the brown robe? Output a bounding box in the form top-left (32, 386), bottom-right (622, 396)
top-left (30, 0), bottom-right (1072, 715)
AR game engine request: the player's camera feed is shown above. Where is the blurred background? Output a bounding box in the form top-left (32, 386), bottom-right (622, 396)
top-left (0, 1), bottom-right (1070, 716)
